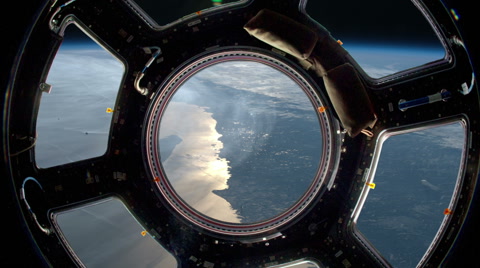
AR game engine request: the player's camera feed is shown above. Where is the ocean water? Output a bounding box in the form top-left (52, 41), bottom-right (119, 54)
top-left (41, 41), bottom-right (451, 267)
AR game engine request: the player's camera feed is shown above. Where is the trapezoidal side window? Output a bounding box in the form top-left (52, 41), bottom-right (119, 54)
top-left (305, 0), bottom-right (445, 78)
top-left (127, 0), bottom-right (247, 28)
top-left (354, 121), bottom-right (466, 267)
top-left (35, 24), bottom-right (124, 168)
top-left (51, 197), bottom-right (177, 267)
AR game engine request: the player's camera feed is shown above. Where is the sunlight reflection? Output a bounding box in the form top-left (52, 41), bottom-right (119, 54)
top-left (159, 102), bottom-right (241, 223)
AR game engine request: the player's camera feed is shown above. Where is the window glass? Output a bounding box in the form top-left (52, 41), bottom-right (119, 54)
top-left (344, 44), bottom-right (445, 78)
top-left (159, 60), bottom-right (323, 224)
top-left (132, 0), bottom-right (244, 26)
top-left (53, 197), bottom-right (177, 267)
top-left (35, 25), bottom-right (124, 168)
top-left (356, 122), bottom-right (464, 267)
top-left (306, 0), bottom-right (445, 78)
top-left (268, 260), bottom-right (322, 268)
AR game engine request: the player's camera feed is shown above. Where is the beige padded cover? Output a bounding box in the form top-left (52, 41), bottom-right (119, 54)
top-left (244, 9), bottom-right (377, 137)
top-left (244, 9), bottom-right (318, 60)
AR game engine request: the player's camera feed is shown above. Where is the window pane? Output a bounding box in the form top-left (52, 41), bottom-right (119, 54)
top-left (53, 197), bottom-right (177, 268)
top-left (268, 260), bottom-right (322, 268)
top-left (132, 0), bottom-right (244, 26)
top-left (356, 122), bottom-right (464, 267)
top-left (306, 0), bottom-right (445, 78)
top-left (159, 60), bottom-right (323, 224)
top-left (343, 44), bottom-right (445, 78)
top-left (35, 25), bottom-right (124, 168)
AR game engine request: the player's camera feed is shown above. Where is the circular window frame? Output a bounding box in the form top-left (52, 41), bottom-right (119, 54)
top-left (144, 48), bottom-right (337, 236)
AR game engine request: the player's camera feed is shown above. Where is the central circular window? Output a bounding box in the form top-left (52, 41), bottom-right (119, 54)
top-left (145, 50), bottom-right (335, 235)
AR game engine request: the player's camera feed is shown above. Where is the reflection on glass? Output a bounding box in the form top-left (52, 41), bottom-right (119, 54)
top-left (160, 61), bottom-right (322, 224)
top-left (357, 122), bottom-right (464, 267)
top-left (53, 197), bottom-right (177, 267)
top-left (132, 0), bottom-right (243, 26)
top-left (35, 25), bottom-right (123, 168)
top-left (268, 260), bottom-right (322, 268)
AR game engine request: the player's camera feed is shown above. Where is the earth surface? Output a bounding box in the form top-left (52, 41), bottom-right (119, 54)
top-left (38, 40), bottom-right (455, 268)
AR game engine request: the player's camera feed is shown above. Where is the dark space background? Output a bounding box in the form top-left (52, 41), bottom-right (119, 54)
top-left (1, 0), bottom-right (477, 266)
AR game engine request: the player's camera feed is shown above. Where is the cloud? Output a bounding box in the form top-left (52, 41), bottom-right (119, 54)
top-left (160, 102), bottom-right (242, 223)
top-left (36, 46), bottom-right (124, 167)
top-left (189, 61), bottom-right (315, 112)
top-left (413, 123), bottom-right (465, 150)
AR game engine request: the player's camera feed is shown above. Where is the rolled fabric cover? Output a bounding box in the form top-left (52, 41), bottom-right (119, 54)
top-left (323, 63), bottom-right (377, 137)
top-left (244, 9), bottom-right (318, 60)
top-left (244, 9), bottom-right (377, 137)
